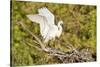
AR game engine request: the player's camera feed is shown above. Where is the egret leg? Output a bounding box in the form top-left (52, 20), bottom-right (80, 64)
top-left (47, 41), bottom-right (51, 47)
top-left (49, 40), bottom-right (53, 48)
top-left (54, 39), bottom-right (58, 49)
top-left (55, 38), bottom-right (61, 49)
top-left (47, 38), bottom-right (57, 48)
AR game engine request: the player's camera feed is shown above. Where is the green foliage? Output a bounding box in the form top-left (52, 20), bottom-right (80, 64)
top-left (11, 1), bottom-right (96, 66)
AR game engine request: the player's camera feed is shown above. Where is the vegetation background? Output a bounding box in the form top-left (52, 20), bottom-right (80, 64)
top-left (11, 1), bottom-right (96, 66)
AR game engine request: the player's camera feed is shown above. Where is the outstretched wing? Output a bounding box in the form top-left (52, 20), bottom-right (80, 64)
top-left (38, 7), bottom-right (55, 25)
top-left (26, 14), bottom-right (49, 39)
top-left (27, 14), bottom-right (44, 24)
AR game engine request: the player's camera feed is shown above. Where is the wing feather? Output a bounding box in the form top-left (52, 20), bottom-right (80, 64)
top-left (27, 14), bottom-right (50, 39)
top-left (27, 14), bottom-right (44, 24)
top-left (38, 7), bottom-right (55, 25)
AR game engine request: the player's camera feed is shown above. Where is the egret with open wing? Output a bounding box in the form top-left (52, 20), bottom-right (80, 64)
top-left (27, 7), bottom-right (63, 43)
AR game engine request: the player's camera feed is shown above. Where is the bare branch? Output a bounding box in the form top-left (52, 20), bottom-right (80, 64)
top-left (18, 21), bottom-right (94, 63)
top-left (18, 21), bottom-right (65, 54)
top-left (26, 42), bottom-right (43, 51)
top-left (18, 21), bottom-right (46, 50)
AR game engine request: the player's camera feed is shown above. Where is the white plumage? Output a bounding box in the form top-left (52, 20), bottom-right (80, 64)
top-left (27, 7), bottom-right (63, 43)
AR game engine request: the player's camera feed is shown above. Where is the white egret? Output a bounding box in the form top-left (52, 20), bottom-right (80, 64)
top-left (27, 7), bottom-right (63, 43)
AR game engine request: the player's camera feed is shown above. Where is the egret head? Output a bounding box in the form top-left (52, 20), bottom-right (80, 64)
top-left (57, 20), bottom-right (63, 31)
top-left (58, 20), bottom-right (63, 27)
top-left (56, 20), bottom-right (63, 37)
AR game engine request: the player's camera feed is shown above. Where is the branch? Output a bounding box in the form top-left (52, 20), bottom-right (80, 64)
top-left (18, 21), bottom-right (65, 54)
top-left (18, 21), bottom-right (47, 51)
top-left (18, 21), bottom-right (93, 63)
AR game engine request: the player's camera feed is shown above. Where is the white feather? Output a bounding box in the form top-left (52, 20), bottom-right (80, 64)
top-left (27, 7), bottom-right (63, 43)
